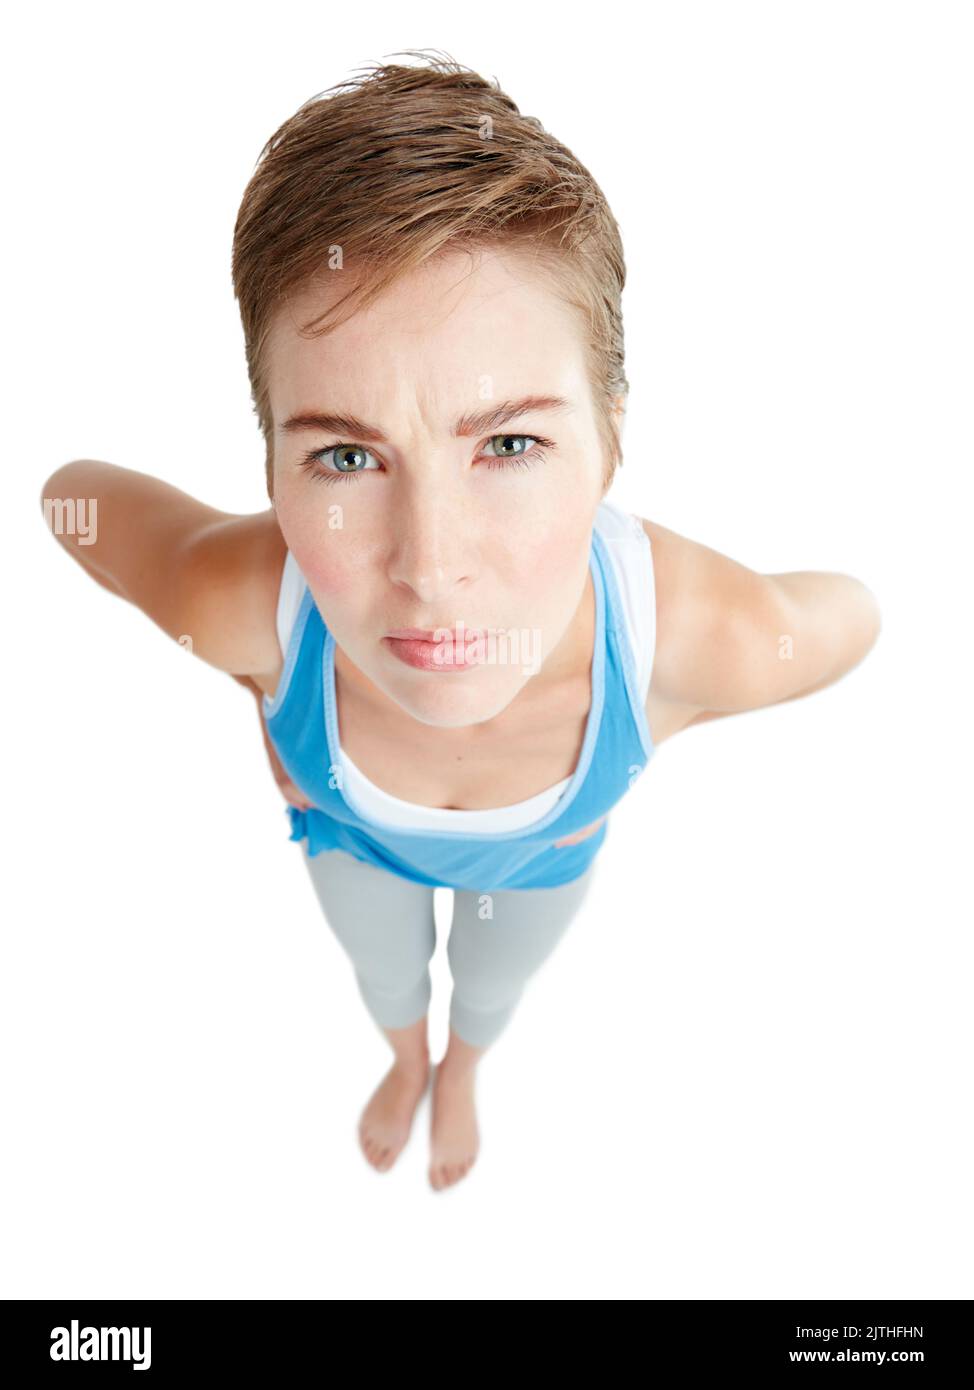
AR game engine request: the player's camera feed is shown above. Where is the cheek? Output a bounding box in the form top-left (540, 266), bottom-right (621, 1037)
top-left (280, 511), bottom-right (369, 604)
top-left (517, 523), bottom-right (590, 584)
top-left (295, 542), bottom-right (362, 603)
top-left (503, 529), bottom-right (587, 624)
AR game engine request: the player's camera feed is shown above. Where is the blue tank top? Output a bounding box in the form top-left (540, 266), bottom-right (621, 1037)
top-left (262, 523), bottom-right (655, 891)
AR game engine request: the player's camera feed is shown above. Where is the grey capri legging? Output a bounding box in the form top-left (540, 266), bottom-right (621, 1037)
top-left (300, 844), bottom-right (597, 1049)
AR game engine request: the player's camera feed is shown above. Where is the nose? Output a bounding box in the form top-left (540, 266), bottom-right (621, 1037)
top-left (385, 482), bottom-right (474, 605)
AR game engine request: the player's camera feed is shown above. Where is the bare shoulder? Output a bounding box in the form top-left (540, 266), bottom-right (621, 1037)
top-left (179, 508), bottom-right (287, 686)
top-left (636, 516), bottom-right (786, 744)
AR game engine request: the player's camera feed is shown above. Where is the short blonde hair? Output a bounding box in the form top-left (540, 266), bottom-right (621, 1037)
top-left (231, 49), bottom-right (629, 499)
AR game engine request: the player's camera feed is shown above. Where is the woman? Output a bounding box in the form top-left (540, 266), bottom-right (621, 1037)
top-left (41, 53), bottom-right (881, 1192)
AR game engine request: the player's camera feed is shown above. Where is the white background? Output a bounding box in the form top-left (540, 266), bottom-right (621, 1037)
top-left (4, 0), bottom-right (971, 1299)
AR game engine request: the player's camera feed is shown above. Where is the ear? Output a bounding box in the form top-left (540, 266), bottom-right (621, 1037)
top-left (611, 392), bottom-right (627, 442)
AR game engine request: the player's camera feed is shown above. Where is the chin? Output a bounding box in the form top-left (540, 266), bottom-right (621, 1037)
top-left (390, 669), bottom-right (525, 729)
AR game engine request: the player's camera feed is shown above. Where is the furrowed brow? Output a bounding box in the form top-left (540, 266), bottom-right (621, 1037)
top-left (451, 395), bottom-right (574, 437)
top-left (278, 395), bottom-right (574, 442)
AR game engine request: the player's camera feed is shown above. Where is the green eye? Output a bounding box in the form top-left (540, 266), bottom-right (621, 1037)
top-left (483, 434), bottom-right (533, 457)
top-left (481, 435), bottom-right (552, 470)
top-left (300, 442), bottom-right (381, 483)
top-left (328, 444), bottom-right (374, 472)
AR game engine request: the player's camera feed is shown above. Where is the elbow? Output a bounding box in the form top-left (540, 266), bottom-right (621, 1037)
top-left (853, 578), bottom-right (883, 659)
top-left (868, 585), bottom-right (882, 642)
top-left (40, 462), bottom-right (77, 510)
top-left (829, 579), bottom-right (883, 686)
top-left (40, 460), bottom-right (90, 518)
top-left (41, 458), bottom-right (114, 503)
top-left (40, 462), bottom-right (103, 555)
top-left (754, 572), bottom-right (881, 707)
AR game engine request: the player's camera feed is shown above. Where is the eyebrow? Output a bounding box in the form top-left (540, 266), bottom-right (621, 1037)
top-left (277, 395), bottom-right (574, 442)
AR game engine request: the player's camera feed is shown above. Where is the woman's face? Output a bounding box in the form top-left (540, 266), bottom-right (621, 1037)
top-left (266, 246), bottom-right (609, 730)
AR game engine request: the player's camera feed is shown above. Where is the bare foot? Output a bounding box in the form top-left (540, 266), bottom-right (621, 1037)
top-left (428, 1063), bottom-right (480, 1191)
top-left (358, 1059), bottom-right (430, 1172)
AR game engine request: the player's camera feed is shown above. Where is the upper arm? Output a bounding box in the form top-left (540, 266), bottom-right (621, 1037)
top-left (638, 517), bottom-right (880, 719)
top-left (42, 459), bottom-right (285, 679)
